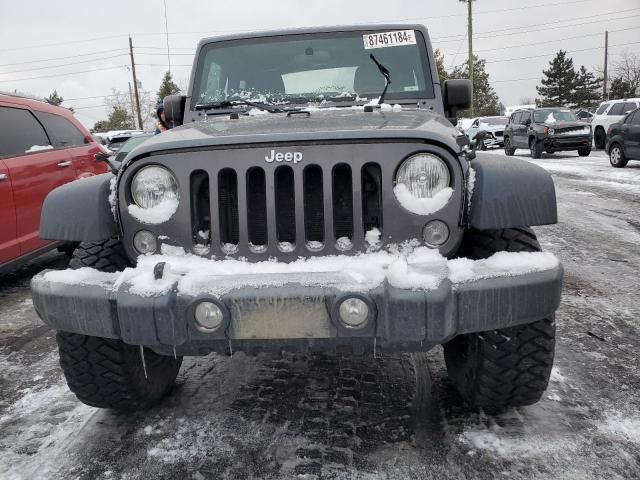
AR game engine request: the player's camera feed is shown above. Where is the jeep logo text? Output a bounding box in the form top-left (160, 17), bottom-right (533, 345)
top-left (265, 150), bottom-right (303, 164)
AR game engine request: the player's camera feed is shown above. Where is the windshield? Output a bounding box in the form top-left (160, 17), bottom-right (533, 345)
top-left (192, 30), bottom-right (434, 106)
top-left (533, 109), bottom-right (578, 123)
top-left (479, 117), bottom-right (508, 126)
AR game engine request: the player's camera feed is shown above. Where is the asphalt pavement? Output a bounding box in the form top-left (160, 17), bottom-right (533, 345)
top-left (1, 149), bottom-right (639, 480)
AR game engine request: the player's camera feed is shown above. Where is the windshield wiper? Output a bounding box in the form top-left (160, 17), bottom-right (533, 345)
top-left (369, 54), bottom-right (391, 105)
top-left (194, 99), bottom-right (285, 113)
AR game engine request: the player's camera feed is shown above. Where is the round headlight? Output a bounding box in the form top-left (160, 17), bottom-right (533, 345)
top-left (131, 166), bottom-right (179, 209)
top-left (395, 153), bottom-right (450, 199)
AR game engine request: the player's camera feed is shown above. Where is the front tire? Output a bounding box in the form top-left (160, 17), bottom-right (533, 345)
top-left (578, 147), bottom-right (591, 157)
top-left (60, 238), bottom-right (183, 410)
top-left (444, 228), bottom-right (556, 412)
top-left (594, 128), bottom-right (606, 150)
top-left (504, 137), bottom-right (515, 156)
top-left (529, 138), bottom-right (543, 159)
top-left (57, 332), bottom-right (182, 410)
top-left (609, 143), bottom-right (628, 168)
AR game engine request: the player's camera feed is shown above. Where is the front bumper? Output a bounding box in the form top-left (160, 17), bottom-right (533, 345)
top-left (31, 263), bottom-right (563, 355)
top-left (543, 134), bottom-right (592, 151)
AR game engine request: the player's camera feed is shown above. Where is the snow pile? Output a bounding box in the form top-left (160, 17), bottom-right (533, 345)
top-left (40, 244), bottom-right (559, 298)
top-left (393, 184), bottom-right (453, 215)
top-left (108, 176), bottom-right (117, 217)
top-left (448, 251), bottom-right (558, 283)
top-left (365, 228), bottom-right (381, 246)
top-left (466, 167), bottom-right (476, 213)
top-left (545, 112), bottom-right (557, 124)
top-left (598, 413), bottom-right (640, 444)
top-left (24, 144), bottom-right (53, 153)
top-left (128, 198), bottom-right (179, 225)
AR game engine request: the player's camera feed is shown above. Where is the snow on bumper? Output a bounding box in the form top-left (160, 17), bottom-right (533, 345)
top-left (31, 248), bottom-right (563, 354)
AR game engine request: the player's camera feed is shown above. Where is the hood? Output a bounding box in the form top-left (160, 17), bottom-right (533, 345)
top-left (476, 123), bottom-right (507, 132)
top-left (125, 108), bottom-right (464, 161)
top-left (538, 120), bottom-right (585, 129)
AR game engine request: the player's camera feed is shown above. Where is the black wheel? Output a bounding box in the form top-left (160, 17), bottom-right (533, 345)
top-left (609, 143), bottom-right (628, 168)
top-left (57, 332), bottom-right (182, 410)
top-left (504, 137), bottom-right (515, 156)
top-left (69, 238), bottom-right (132, 272)
top-left (578, 147), bottom-right (591, 157)
top-left (445, 227), bottom-right (556, 411)
top-left (60, 238), bottom-right (182, 410)
top-left (594, 128), bottom-right (606, 150)
top-left (529, 138), bottom-right (543, 159)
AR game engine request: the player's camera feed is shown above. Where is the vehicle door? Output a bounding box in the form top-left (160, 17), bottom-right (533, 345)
top-left (625, 110), bottom-right (640, 159)
top-left (0, 105), bottom-right (77, 255)
top-left (512, 112), bottom-right (527, 147)
top-left (32, 110), bottom-right (106, 177)
top-left (0, 159), bottom-right (19, 263)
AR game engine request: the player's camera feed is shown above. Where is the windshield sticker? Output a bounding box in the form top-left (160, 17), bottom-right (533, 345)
top-left (363, 30), bottom-right (416, 50)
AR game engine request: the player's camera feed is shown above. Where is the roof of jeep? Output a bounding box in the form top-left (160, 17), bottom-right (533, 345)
top-left (197, 24), bottom-right (429, 47)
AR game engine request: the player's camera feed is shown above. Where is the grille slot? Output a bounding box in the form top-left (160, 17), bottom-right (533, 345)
top-left (361, 163), bottom-right (382, 234)
top-left (303, 165), bottom-right (324, 243)
top-left (332, 164), bottom-right (353, 241)
top-left (218, 169), bottom-right (239, 247)
top-left (275, 165), bottom-right (296, 244)
top-left (190, 170), bottom-right (210, 247)
top-left (246, 168), bottom-right (268, 247)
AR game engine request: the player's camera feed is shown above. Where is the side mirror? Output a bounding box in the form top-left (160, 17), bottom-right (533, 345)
top-left (163, 95), bottom-right (186, 127)
top-left (443, 79), bottom-right (472, 119)
top-left (95, 151), bottom-right (110, 162)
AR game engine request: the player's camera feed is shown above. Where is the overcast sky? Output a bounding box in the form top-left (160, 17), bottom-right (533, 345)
top-left (1, 0), bottom-right (638, 129)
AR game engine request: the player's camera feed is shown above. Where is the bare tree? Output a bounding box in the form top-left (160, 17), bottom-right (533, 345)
top-left (611, 51), bottom-right (640, 97)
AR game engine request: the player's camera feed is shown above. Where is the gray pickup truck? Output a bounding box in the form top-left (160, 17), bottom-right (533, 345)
top-left (32, 25), bottom-right (562, 413)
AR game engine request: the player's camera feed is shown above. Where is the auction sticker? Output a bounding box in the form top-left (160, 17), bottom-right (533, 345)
top-left (363, 30), bottom-right (416, 49)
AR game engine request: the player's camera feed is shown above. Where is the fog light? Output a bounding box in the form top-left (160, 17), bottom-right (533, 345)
top-left (133, 230), bottom-right (157, 254)
top-left (338, 297), bottom-right (369, 329)
top-left (423, 220), bottom-right (449, 247)
top-left (194, 301), bottom-right (224, 332)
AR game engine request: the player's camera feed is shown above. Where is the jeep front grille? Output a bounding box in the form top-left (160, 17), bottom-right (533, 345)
top-left (189, 162), bottom-right (383, 257)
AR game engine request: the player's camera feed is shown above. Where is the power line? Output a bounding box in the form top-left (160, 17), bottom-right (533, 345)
top-left (63, 94), bottom-right (115, 101)
top-left (0, 65), bottom-right (127, 83)
top-left (0, 54), bottom-right (129, 75)
top-left (0, 34), bottom-right (129, 53)
top-left (0, 48), bottom-right (128, 67)
top-left (432, 9), bottom-right (640, 42)
top-left (484, 40), bottom-right (640, 65)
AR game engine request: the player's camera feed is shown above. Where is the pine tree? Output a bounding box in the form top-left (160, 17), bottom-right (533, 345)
top-left (451, 55), bottom-right (500, 116)
top-left (536, 50), bottom-right (577, 107)
top-left (44, 90), bottom-right (64, 106)
top-left (156, 71), bottom-right (180, 104)
top-left (609, 77), bottom-right (634, 99)
top-left (572, 66), bottom-right (602, 108)
top-left (93, 106), bottom-right (135, 131)
top-left (434, 49), bottom-right (449, 82)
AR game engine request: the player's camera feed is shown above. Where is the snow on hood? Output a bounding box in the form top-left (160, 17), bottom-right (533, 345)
top-left (40, 245), bottom-right (559, 298)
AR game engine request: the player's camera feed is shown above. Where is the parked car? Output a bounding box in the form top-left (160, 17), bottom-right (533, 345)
top-left (107, 133), bottom-right (138, 153)
top-left (591, 98), bottom-right (640, 149)
top-left (605, 107), bottom-right (640, 168)
top-left (33, 25), bottom-right (562, 414)
top-left (465, 116), bottom-right (508, 150)
top-left (504, 107), bottom-right (592, 158)
top-left (0, 93), bottom-right (107, 270)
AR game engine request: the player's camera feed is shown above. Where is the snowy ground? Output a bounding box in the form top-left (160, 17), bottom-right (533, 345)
top-left (1, 149), bottom-right (639, 479)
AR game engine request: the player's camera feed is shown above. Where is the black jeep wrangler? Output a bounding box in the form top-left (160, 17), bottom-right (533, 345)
top-left (32, 25), bottom-right (562, 413)
top-left (504, 107), bottom-right (592, 158)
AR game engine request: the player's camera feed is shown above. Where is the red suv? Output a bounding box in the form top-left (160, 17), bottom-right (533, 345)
top-left (0, 94), bottom-right (108, 269)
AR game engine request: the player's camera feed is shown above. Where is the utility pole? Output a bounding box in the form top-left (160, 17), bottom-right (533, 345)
top-left (128, 36), bottom-right (143, 130)
top-left (603, 30), bottom-right (609, 100)
top-left (460, 0), bottom-right (474, 116)
top-left (127, 82), bottom-right (136, 127)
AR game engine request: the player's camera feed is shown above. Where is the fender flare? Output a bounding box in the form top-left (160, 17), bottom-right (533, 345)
top-left (40, 173), bottom-right (117, 241)
top-left (468, 154), bottom-right (557, 230)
